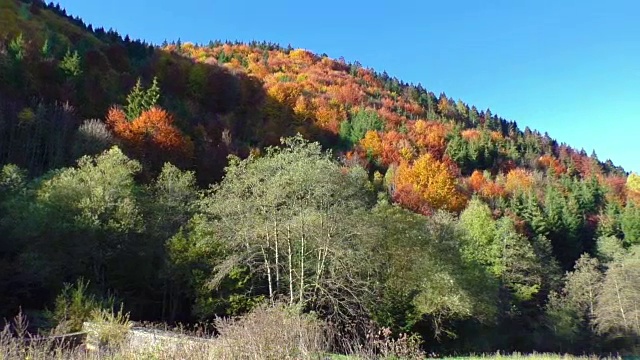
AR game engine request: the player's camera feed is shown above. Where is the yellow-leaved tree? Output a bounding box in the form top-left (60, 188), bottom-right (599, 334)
top-left (627, 173), bottom-right (640, 204)
top-left (393, 153), bottom-right (467, 213)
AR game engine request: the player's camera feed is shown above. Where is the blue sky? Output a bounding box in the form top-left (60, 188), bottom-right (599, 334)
top-left (60, 0), bottom-right (640, 172)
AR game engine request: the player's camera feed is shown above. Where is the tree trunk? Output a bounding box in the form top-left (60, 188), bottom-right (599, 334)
top-left (261, 241), bottom-right (273, 302)
top-left (274, 219), bottom-right (280, 293)
top-left (614, 276), bottom-right (628, 329)
top-left (300, 230), bottom-right (305, 304)
top-left (287, 224), bottom-right (294, 306)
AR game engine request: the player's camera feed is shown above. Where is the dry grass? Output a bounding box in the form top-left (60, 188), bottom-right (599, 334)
top-left (0, 303), bottom-right (497, 360)
top-left (207, 302), bottom-right (424, 359)
top-left (333, 324), bottom-right (424, 360)
top-left (210, 303), bottom-right (330, 359)
top-left (0, 310), bottom-right (86, 360)
top-left (0, 320), bottom-right (614, 360)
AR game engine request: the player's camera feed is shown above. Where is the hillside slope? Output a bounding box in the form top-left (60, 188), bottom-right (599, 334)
top-left (1, 0), bottom-right (640, 354)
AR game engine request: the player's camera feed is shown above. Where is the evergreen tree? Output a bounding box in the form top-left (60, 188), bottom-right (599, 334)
top-left (60, 49), bottom-right (82, 77)
top-left (596, 235), bottom-right (625, 264)
top-left (8, 33), bottom-right (25, 61)
top-left (348, 108), bottom-right (384, 145)
top-left (41, 38), bottom-right (52, 58)
top-left (124, 77), bottom-right (160, 120)
top-left (143, 77), bottom-right (160, 110)
top-left (495, 217), bottom-right (543, 303)
top-left (621, 202), bottom-right (640, 246)
top-left (124, 78), bottom-right (146, 120)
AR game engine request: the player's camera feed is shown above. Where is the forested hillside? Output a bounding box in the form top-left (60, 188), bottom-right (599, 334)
top-left (1, 0), bottom-right (639, 354)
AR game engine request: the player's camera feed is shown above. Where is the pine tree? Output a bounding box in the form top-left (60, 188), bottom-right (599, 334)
top-left (495, 217), bottom-right (543, 303)
top-left (621, 202), bottom-right (640, 245)
top-left (59, 49), bottom-right (82, 77)
top-left (8, 33), bottom-right (25, 61)
top-left (125, 78), bottom-right (145, 120)
top-left (41, 38), bottom-right (52, 58)
top-left (124, 77), bottom-right (160, 121)
top-left (143, 77), bottom-right (160, 110)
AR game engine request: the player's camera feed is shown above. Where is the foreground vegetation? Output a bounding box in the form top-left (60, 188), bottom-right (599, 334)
top-left (0, 305), bottom-right (615, 359)
top-left (1, 0), bottom-right (640, 355)
top-left (1, 304), bottom-right (426, 359)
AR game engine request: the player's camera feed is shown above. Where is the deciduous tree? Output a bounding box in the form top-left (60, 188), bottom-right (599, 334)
top-left (193, 135), bottom-right (376, 322)
top-left (394, 153), bottom-right (466, 212)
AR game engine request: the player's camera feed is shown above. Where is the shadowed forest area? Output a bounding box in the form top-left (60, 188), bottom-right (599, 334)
top-left (1, 0), bottom-right (639, 356)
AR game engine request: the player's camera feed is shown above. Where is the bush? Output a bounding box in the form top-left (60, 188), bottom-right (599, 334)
top-left (1, 303), bottom-right (424, 359)
top-left (335, 322), bottom-right (425, 360)
top-left (212, 302), bottom-right (424, 359)
top-left (0, 310), bottom-right (82, 360)
top-left (46, 278), bottom-right (104, 333)
top-left (87, 305), bottom-right (132, 348)
top-left (212, 303), bottom-right (330, 359)
top-left (73, 119), bottom-right (114, 158)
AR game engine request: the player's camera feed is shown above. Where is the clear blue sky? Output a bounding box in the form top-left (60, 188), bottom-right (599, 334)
top-left (60, 0), bottom-right (640, 173)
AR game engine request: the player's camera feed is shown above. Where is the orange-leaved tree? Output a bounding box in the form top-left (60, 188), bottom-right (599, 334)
top-left (469, 170), bottom-right (488, 193)
top-left (106, 106), bottom-right (193, 168)
top-left (409, 120), bottom-right (450, 159)
top-left (379, 131), bottom-right (414, 166)
top-left (538, 155), bottom-right (566, 175)
top-left (468, 170), bottom-right (505, 202)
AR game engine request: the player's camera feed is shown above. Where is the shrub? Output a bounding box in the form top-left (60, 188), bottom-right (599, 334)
top-left (88, 305), bottom-right (132, 348)
top-left (46, 278), bottom-right (103, 333)
top-left (336, 322), bottom-right (425, 360)
top-left (212, 303), bottom-right (330, 359)
top-left (73, 119), bottom-right (115, 158)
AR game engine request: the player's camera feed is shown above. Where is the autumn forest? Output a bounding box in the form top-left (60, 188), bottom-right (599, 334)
top-left (1, 0), bottom-right (639, 355)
